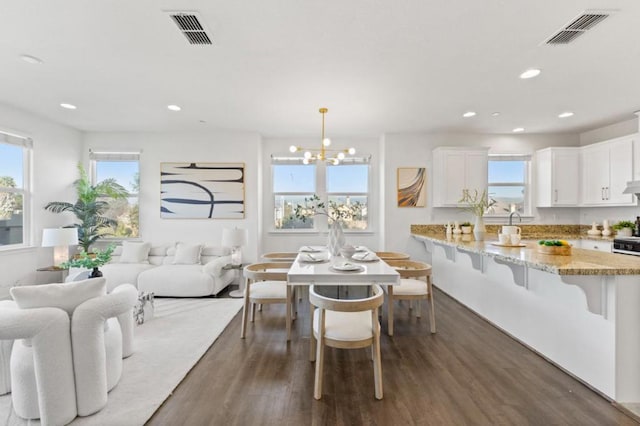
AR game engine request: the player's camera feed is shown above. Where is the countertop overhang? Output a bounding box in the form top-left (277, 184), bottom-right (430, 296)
top-left (412, 233), bottom-right (640, 276)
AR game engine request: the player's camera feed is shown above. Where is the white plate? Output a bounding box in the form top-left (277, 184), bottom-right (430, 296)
top-left (352, 253), bottom-right (379, 262)
top-left (354, 246), bottom-right (367, 252)
top-left (299, 246), bottom-right (322, 253)
top-left (299, 254), bottom-right (327, 263)
top-left (490, 242), bottom-right (526, 248)
top-left (331, 263), bottom-right (364, 272)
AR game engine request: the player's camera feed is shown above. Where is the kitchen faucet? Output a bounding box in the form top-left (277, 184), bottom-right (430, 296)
top-left (508, 211), bottom-right (522, 226)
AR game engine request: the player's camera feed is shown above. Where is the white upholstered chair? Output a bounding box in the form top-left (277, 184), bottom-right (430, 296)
top-left (241, 262), bottom-right (295, 340)
top-left (0, 278), bottom-right (138, 423)
top-left (309, 284), bottom-right (384, 400)
top-left (384, 260), bottom-right (436, 336)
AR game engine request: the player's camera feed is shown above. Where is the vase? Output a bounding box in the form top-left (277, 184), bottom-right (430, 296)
top-left (90, 267), bottom-right (103, 278)
top-left (328, 220), bottom-right (345, 256)
top-left (473, 216), bottom-right (486, 241)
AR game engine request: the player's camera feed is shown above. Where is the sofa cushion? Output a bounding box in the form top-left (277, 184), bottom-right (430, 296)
top-left (10, 278), bottom-right (107, 316)
top-left (202, 255), bottom-right (233, 278)
top-left (173, 243), bottom-right (202, 265)
top-left (119, 241), bottom-right (151, 264)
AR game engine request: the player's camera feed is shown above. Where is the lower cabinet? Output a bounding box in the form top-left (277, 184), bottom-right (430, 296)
top-left (580, 240), bottom-right (612, 253)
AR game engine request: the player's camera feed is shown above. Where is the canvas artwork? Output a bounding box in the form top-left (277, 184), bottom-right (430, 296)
top-left (397, 167), bottom-right (426, 207)
top-left (160, 162), bottom-right (245, 219)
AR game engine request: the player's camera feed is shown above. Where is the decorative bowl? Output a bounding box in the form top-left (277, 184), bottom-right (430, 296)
top-left (340, 245), bottom-right (356, 259)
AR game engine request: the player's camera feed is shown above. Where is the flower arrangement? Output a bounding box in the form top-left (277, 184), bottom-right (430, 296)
top-left (60, 244), bottom-right (116, 270)
top-left (293, 194), bottom-right (363, 223)
top-left (458, 189), bottom-right (496, 217)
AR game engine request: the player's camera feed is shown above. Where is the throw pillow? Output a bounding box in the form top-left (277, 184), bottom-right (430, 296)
top-left (11, 278), bottom-right (107, 316)
top-left (173, 243), bottom-right (202, 265)
top-left (119, 241), bottom-right (151, 263)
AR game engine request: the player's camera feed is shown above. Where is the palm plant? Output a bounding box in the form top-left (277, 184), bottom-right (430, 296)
top-left (44, 163), bottom-right (128, 252)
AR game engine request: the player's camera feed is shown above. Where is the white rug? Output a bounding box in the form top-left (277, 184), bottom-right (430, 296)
top-left (0, 297), bottom-right (243, 426)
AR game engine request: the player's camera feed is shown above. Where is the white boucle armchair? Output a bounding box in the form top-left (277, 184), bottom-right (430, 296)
top-left (0, 278), bottom-right (138, 424)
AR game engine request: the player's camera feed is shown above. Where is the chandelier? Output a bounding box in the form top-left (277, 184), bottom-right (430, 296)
top-left (289, 108), bottom-right (356, 165)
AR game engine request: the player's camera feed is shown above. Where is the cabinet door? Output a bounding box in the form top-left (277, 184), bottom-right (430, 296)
top-left (465, 151), bottom-right (489, 195)
top-left (581, 146), bottom-right (609, 205)
top-left (607, 138), bottom-right (634, 204)
top-left (441, 151), bottom-right (467, 205)
top-left (580, 240), bottom-right (612, 252)
top-left (552, 150), bottom-right (579, 205)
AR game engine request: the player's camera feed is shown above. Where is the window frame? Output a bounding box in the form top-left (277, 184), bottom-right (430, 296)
top-left (485, 154), bottom-right (532, 218)
top-left (89, 150), bottom-right (140, 241)
top-left (270, 157), bottom-right (371, 233)
top-left (0, 130), bottom-right (32, 251)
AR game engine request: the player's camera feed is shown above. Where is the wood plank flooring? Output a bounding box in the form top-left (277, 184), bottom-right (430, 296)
top-left (147, 288), bottom-right (637, 425)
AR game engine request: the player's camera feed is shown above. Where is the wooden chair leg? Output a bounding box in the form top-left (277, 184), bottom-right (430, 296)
top-left (251, 302), bottom-right (256, 322)
top-left (373, 320), bottom-right (383, 400)
top-left (388, 286), bottom-right (394, 336)
top-left (241, 282), bottom-right (251, 338)
top-left (415, 299), bottom-right (422, 318)
top-left (309, 305), bottom-right (317, 362)
top-left (314, 310), bottom-right (326, 400)
top-left (286, 287), bottom-right (292, 341)
top-left (258, 303), bottom-right (263, 312)
top-left (428, 279), bottom-right (436, 333)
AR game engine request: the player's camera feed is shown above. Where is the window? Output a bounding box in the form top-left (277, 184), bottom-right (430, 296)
top-left (487, 155), bottom-right (531, 216)
top-left (272, 159), bottom-right (370, 231)
top-left (0, 131), bottom-right (31, 248)
top-left (90, 151), bottom-right (140, 238)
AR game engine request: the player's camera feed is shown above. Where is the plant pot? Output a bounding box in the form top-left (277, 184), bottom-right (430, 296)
top-left (461, 226), bottom-right (472, 234)
top-left (473, 216), bottom-right (486, 241)
top-left (617, 227), bottom-right (633, 237)
top-left (90, 267), bottom-right (103, 278)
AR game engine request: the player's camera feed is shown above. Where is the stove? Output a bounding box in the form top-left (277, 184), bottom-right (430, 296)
top-left (613, 237), bottom-right (640, 256)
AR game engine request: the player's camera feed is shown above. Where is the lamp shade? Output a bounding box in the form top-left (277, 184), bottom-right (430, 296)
top-left (222, 228), bottom-right (248, 248)
top-left (42, 228), bottom-right (79, 247)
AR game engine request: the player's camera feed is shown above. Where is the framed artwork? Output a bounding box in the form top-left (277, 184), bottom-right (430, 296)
top-left (160, 162), bottom-right (245, 219)
top-left (397, 167), bottom-right (426, 207)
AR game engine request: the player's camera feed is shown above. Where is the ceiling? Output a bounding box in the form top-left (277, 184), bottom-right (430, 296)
top-left (0, 0), bottom-right (639, 137)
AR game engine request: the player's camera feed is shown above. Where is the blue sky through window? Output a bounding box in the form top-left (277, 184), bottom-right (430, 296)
top-left (96, 161), bottom-right (138, 193)
top-left (0, 144), bottom-right (23, 187)
top-left (488, 161), bottom-right (524, 183)
top-left (327, 165), bottom-right (368, 192)
top-left (273, 165), bottom-right (316, 192)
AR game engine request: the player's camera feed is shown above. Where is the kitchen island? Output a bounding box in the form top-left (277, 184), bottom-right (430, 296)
top-left (412, 232), bottom-right (640, 408)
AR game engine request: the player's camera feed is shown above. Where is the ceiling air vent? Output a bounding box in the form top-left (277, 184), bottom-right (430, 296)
top-left (545, 10), bottom-right (613, 45)
top-left (166, 11), bottom-right (212, 45)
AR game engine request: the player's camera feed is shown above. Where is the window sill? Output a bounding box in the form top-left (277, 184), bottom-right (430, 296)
top-left (0, 245), bottom-right (37, 255)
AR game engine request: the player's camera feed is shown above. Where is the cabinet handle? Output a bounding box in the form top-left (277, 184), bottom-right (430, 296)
top-left (602, 187), bottom-right (605, 200)
top-left (606, 186), bottom-right (610, 200)
top-left (554, 189), bottom-right (558, 202)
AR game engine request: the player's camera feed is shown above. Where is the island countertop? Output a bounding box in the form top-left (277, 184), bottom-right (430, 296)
top-left (412, 233), bottom-right (640, 276)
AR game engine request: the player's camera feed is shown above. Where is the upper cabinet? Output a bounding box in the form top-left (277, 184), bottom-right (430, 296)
top-left (535, 147), bottom-right (580, 207)
top-left (432, 147), bottom-right (488, 207)
top-left (581, 135), bottom-right (634, 206)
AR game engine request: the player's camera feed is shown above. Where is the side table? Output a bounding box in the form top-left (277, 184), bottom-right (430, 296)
top-left (36, 266), bottom-right (68, 284)
top-left (223, 264), bottom-right (244, 298)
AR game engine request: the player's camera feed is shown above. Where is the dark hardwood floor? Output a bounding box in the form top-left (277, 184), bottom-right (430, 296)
top-left (147, 288), bottom-right (637, 425)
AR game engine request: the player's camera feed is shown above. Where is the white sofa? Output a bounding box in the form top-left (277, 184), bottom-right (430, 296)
top-left (68, 242), bottom-right (235, 297)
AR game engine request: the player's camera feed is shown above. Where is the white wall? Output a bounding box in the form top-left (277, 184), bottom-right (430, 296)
top-left (83, 131), bottom-right (262, 264)
top-left (383, 132), bottom-right (582, 253)
top-left (0, 103), bottom-right (83, 286)
top-left (580, 117), bottom-right (638, 146)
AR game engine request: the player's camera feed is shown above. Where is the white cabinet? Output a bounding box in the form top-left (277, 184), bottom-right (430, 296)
top-left (432, 147), bottom-right (488, 207)
top-left (580, 240), bottom-right (612, 253)
top-left (535, 147), bottom-right (580, 207)
top-left (581, 136), bottom-right (634, 206)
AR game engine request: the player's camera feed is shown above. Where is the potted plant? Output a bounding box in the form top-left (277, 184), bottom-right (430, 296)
top-left (44, 163), bottom-right (128, 253)
top-left (460, 222), bottom-right (472, 234)
top-left (458, 189), bottom-right (497, 241)
top-left (613, 220), bottom-right (634, 237)
top-left (292, 194), bottom-right (364, 255)
top-left (60, 244), bottom-right (116, 278)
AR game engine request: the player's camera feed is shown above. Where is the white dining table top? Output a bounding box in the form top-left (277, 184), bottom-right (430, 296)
top-left (287, 246), bottom-right (401, 285)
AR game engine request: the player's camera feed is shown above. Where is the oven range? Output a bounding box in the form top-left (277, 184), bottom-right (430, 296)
top-left (612, 237), bottom-right (640, 256)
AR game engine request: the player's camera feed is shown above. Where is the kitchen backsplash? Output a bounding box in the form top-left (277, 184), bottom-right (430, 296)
top-left (410, 224), bottom-right (599, 239)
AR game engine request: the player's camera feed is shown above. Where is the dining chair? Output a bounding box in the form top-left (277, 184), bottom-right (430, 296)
top-left (384, 260), bottom-right (436, 336)
top-left (241, 262), bottom-right (295, 341)
top-left (261, 252), bottom-right (298, 262)
top-left (375, 251), bottom-right (410, 261)
top-left (309, 284), bottom-right (384, 400)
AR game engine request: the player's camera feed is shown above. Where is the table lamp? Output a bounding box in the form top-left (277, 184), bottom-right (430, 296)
top-left (222, 228), bottom-right (248, 266)
top-left (42, 228), bottom-right (79, 267)
top-left (222, 228), bottom-right (248, 298)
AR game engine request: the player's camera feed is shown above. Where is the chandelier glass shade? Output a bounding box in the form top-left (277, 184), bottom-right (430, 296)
top-left (289, 108), bottom-right (356, 165)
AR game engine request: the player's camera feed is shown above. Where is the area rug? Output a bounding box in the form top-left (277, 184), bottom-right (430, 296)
top-left (0, 297), bottom-right (243, 426)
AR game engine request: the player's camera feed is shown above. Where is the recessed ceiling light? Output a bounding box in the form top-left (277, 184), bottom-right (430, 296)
top-left (513, 127), bottom-right (525, 133)
top-left (60, 103), bottom-right (77, 110)
top-left (462, 111), bottom-right (476, 118)
top-left (167, 105), bottom-right (181, 111)
top-left (558, 111), bottom-right (574, 118)
top-left (491, 112), bottom-right (500, 117)
top-left (21, 54), bottom-right (43, 64)
top-left (519, 69), bottom-right (541, 79)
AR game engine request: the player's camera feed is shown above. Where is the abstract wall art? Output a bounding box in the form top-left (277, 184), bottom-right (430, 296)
top-left (160, 162), bottom-right (245, 219)
top-left (397, 167), bottom-right (426, 207)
